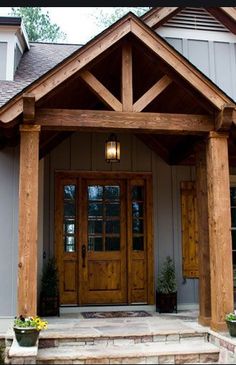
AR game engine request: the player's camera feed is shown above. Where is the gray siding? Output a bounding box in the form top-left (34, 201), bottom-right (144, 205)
top-left (43, 132), bottom-right (198, 307)
top-left (165, 37), bottom-right (236, 101)
top-left (0, 42), bottom-right (7, 80)
top-left (0, 147), bottom-right (19, 316)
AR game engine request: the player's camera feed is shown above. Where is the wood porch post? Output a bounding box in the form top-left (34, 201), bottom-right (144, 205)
top-left (17, 124), bottom-right (40, 316)
top-left (206, 131), bottom-right (234, 331)
top-left (195, 142), bottom-right (211, 326)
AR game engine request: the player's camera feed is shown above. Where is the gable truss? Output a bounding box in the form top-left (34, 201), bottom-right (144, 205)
top-left (0, 13), bottom-right (234, 126)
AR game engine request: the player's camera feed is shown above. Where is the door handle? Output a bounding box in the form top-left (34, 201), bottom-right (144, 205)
top-left (82, 244), bottom-right (86, 268)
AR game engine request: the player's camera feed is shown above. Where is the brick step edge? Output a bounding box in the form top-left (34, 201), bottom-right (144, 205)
top-left (39, 333), bottom-right (208, 349)
top-left (37, 341), bottom-right (219, 363)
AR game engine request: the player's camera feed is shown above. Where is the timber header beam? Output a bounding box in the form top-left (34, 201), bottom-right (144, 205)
top-left (35, 108), bottom-right (214, 134)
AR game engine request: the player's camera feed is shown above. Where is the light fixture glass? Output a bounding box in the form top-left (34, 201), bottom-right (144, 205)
top-left (105, 133), bottom-right (120, 163)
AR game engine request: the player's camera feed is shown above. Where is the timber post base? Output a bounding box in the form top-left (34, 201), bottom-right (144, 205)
top-left (198, 315), bottom-right (211, 327)
top-left (210, 321), bottom-right (228, 332)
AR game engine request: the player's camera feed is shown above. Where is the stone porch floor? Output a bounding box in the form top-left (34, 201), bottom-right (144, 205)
top-left (39, 310), bottom-right (206, 340)
top-left (0, 310), bottom-right (230, 339)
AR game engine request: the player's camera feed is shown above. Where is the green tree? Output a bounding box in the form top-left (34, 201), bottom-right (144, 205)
top-left (94, 7), bottom-right (151, 31)
top-left (10, 7), bottom-right (66, 42)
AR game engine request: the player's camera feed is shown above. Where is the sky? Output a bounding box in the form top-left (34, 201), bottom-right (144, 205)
top-left (0, 7), bottom-right (126, 44)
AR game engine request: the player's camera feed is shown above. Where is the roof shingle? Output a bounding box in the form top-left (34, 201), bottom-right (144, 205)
top-left (0, 42), bottom-right (81, 108)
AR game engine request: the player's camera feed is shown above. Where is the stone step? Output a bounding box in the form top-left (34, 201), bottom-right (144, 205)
top-left (39, 332), bottom-right (208, 348)
top-left (37, 340), bottom-right (219, 364)
top-left (39, 328), bottom-right (208, 348)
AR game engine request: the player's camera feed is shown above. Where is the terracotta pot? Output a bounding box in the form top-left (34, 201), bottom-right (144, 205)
top-left (226, 320), bottom-right (236, 337)
top-left (13, 327), bottom-right (39, 347)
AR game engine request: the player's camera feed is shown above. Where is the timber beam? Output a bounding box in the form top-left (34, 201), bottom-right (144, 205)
top-left (35, 109), bottom-right (214, 134)
top-left (18, 124), bottom-right (40, 316)
top-left (23, 94), bottom-right (35, 123)
top-left (79, 70), bottom-right (122, 111)
top-left (195, 142), bottom-right (211, 326)
top-left (215, 104), bottom-right (236, 131)
top-left (206, 131), bottom-right (234, 331)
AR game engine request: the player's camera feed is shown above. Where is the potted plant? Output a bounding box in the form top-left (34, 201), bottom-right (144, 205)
top-left (156, 256), bottom-right (177, 313)
top-left (39, 258), bottom-right (60, 317)
top-left (13, 315), bottom-right (47, 347)
top-left (225, 311), bottom-right (236, 337)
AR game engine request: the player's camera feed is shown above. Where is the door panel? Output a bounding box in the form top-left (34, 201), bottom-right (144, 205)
top-left (55, 177), bottom-right (78, 305)
top-left (81, 179), bottom-right (127, 304)
top-left (128, 179), bottom-right (148, 304)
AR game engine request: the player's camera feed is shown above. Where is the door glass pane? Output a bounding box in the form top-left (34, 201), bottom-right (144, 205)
top-left (132, 202), bottom-right (143, 217)
top-left (131, 185), bottom-right (145, 251)
top-left (88, 203), bottom-right (103, 217)
top-left (64, 220), bottom-right (75, 234)
top-left (88, 236), bottom-right (103, 251)
top-left (105, 237), bottom-right (120, 251)
top-left (88, 186), bottom-right (103, 201)
top-left (232, 208), bottom-right (236, 227)
top-left (64, 236), bottom-right (75, 252)
top-left (63, 184), bottom-right (76, 253)
top-left (232, 230), bottom-right (236, 251)
top-left (106, 220), bottom-right (120, 234)
top-left (105, 203), bottom-right (120, 217)
top-left (133, 219), bottom-right (143, 234)
top-left (104, 186), bottom-right (120, 200)
top-left (88, 220), bottom-right (102, 234)
top-left (87, 184), bottom-right (121, 252)
top-left (133, 236), bottom-right (144, 251)
top-left (231, 187), bottom-right (236, 206)
top-left (64, 202), bottom-right (76, 217)
top-left (64, 185), bottom-right (76, 200)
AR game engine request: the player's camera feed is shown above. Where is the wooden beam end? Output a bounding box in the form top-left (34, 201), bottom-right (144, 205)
top-left (215, 104), bottom-right (236, 131)
top-left (23, 94), bottom-right (35, 124)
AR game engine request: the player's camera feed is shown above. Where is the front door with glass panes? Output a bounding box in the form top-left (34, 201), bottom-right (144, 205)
top-left (55, 173), bottom-right (154, 306)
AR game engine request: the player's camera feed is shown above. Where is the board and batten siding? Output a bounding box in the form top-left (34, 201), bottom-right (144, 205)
top-left (43, 132), bottom-right (198, 308)
top-left (0, 147), bottom-right (19, 317)
top-left (0, 149), bottom-right (44, 317)
top-left (161, 35), bottom-right (236, 102)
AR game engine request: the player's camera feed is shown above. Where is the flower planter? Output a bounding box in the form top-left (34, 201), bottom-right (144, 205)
top-left (226, 320), bottom-right (236, 337)
top-left (13, 327), bottom-right (40, 347)
top-left (156, 291), bottom-right (177, 313)
top-left (40, 294), bottom-right (60, 317)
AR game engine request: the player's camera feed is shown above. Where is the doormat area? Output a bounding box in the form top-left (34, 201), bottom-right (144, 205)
top-left (81, 311), bottom-right (152, 319)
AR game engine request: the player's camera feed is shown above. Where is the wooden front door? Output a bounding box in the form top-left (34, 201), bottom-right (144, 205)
top-left (55, 172), bottom-right (154, 306)
top-left (81, 179), bottom-right (127, 304)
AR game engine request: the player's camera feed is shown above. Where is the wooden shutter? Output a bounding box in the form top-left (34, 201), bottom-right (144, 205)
top-left (180, 181), bottom-right (199, 278)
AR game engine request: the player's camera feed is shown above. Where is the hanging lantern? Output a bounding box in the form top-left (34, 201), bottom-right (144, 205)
top-left (105, 133), bottom-right (120, 163)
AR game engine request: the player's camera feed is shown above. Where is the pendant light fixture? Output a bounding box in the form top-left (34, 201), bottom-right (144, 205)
top-left (105, 133), bottom-right (120, 163)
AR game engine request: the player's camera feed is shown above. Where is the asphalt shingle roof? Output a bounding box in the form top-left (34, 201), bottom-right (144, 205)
top-left (0, 42), bottom-right (81, 108)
